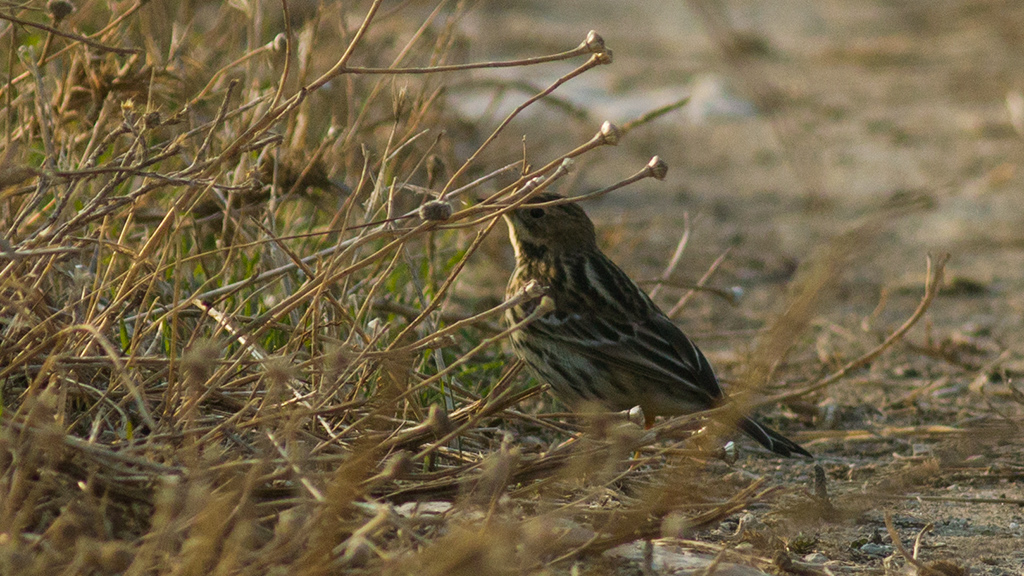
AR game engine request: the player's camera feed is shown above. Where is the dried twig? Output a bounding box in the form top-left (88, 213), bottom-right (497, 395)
top-left (761, 253), bottom-right (949, 406)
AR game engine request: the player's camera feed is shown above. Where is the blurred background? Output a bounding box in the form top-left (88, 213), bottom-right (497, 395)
top-left (3, 0), bottom-right (1022, 571)
top-left (451, 0), bottom-right (1024, 360)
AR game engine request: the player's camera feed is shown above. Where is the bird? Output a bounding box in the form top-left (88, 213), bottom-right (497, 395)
top-left (503, 192), bottom-right (812, 458)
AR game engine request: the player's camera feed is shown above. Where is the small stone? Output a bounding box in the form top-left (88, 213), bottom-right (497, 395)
top-left (858, 543), bottom-right (893, 556)
top-left (803, 552), bottom-right (828, 564)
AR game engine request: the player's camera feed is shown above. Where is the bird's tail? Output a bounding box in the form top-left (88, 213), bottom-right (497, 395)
top-left (737, 416), bottom-right (812, 458)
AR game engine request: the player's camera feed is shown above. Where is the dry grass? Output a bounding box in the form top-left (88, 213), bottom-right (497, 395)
top-left (0, 1), bottom-right (770, 574)
top-left (0, 1), bottom-right (966, 574)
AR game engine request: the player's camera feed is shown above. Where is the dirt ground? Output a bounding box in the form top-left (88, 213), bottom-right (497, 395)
top-left (462, 1), bottom-right (1024, 573)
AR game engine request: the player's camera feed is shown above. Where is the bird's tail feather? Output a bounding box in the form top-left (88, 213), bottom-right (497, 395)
top-left (737, 416), bottom-right (812, 458)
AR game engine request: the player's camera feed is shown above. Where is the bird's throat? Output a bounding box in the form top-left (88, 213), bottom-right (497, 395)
top-left (517, 241), bottom-right (548, 262)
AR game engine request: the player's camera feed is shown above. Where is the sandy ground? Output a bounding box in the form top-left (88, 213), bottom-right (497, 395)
top-left (458, 1), bottom-right (1024, 573)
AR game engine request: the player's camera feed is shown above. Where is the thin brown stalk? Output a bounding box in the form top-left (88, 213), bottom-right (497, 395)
top-left (760, 253), bottom-right (948, 406)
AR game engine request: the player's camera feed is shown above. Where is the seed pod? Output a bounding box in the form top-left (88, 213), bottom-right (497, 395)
top-left (418, 199), bottom-right (453, 221)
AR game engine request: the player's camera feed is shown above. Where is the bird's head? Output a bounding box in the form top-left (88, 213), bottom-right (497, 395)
top-left (503, 193), bottom-right (597, 259)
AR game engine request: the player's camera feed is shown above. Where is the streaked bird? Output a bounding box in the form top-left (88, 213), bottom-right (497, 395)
top-left (503, 193), bottom-right (811, 458)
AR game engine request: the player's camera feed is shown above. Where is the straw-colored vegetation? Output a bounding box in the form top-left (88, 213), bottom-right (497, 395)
top-left (0, 1), bottom-right (971, 574)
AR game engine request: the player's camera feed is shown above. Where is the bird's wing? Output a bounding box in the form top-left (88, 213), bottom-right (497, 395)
top-left (528, 308), bottom-right (724, 403)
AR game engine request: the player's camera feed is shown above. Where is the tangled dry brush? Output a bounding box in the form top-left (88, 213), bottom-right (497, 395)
top-left (0, 1), bottom-right (950, 574)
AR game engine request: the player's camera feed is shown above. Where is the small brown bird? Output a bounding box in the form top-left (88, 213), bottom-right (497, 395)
top-left (504, 193), bottom-right (811, 458)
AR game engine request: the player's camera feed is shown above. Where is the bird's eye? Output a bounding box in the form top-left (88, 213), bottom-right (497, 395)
top-left (528, 207), bottom-right (545, 219)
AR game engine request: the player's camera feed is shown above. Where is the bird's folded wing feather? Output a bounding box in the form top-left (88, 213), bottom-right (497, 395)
top-left (528, 309), bottom-right (723, 401)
